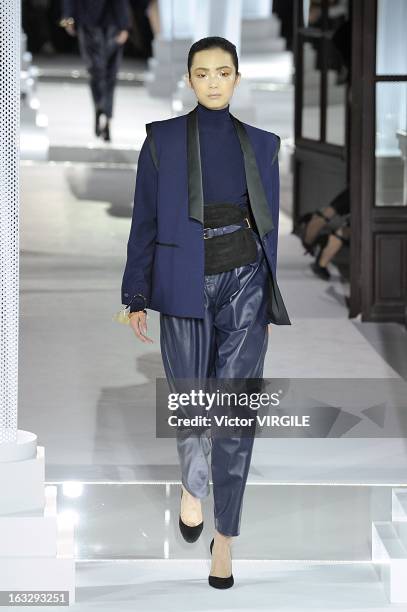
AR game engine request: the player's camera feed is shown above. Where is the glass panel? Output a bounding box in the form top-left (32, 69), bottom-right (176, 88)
top-left (326, 1), bottom-right (349, 145)
top-left (301, 0), bottom-right (323, 29)
top-left (302, 39), bottom-right (321, 139)
top-left (326, 77), bottom-right (346, 145)
top-left (375, 82), bottom-right (407, 207)
top-left (377, 0), bottom-right (407, 75)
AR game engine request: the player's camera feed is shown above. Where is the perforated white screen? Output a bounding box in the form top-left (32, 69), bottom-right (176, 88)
top-left (0, 0), bottom-right (20, 443)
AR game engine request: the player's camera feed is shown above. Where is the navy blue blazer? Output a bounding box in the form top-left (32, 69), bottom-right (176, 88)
top-left (121, 105), bottom-right (291, 325)
top-left (62, 0), bottom-right (131, 31)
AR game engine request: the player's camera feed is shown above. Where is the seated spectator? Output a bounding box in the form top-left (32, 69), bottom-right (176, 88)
top-left (294, 188), bottom-right (350, 280)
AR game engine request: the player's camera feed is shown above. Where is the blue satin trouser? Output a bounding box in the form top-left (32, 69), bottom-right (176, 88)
top-left (159, 230), bottom-right (269, 536)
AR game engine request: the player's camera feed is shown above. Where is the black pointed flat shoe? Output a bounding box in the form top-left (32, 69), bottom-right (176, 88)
top-left (208, 538), bottom-right (234, 589)
top-left (179, 487), bottom-right (203, 543)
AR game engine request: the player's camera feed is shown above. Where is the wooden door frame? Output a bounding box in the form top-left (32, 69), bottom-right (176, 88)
top-left (351, 0), bottom-right (407, 324)
top-left (348, 0), bottom-right (364, 317)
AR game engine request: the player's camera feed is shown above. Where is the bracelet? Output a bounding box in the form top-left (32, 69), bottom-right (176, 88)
top-left (134, 293), bottom-right (147, 308)
top-left (127, 293), bottom-right (147, 309)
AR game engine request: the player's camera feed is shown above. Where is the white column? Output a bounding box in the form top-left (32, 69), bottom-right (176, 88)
top-left (242, 0), bottom-right (272, 19)
top-left (0, 0), bottom-right (19, 444)
top-left (147, 0), bottom-right (195, 97)
top-left (0, 7), bottom-right (75, 600)
top-left (158, 0), bottom-right (195, 40)
top-left (150, 0), bottom-right (244, 98)
top-left (193, 0), bottom-right (243, 56)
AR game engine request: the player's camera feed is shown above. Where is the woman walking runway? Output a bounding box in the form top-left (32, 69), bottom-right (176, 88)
top-left (121, 36), bottom-right (291, 589)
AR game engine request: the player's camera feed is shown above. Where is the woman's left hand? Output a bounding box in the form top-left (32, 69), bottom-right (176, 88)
top-left (115, 30), bottom-right (129, 45)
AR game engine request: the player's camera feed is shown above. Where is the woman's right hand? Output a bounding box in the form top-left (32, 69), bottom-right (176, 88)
top-left (129, 311), bottom-right (154, 343)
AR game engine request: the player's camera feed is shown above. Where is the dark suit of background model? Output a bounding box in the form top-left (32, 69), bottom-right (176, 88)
top-left (61, 0), bottom-right (131, 122)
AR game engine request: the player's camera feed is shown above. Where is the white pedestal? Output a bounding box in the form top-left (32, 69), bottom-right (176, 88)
top-left (241, 16), bottom-right (285, 54)
top-left (0, 435), bottom-right (75, 604)
top-left (372, 488), bottom-right (407, 603)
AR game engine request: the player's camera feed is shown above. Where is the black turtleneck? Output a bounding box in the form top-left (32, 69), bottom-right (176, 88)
top-left (196, 101), bottom-right (249, 209)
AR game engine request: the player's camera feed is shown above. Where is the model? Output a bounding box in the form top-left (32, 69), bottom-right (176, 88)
top-left (60, 0), bottom-right (131, 141)
top-left (121, 36), bottom-right (291, 589)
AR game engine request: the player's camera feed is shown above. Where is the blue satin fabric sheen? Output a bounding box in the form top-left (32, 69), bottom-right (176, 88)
top-left (160, 230), bottom-right (269, 536)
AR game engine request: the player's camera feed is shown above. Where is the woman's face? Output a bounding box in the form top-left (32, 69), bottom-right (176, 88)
top-left (187, 47), bottom-right (240, 110)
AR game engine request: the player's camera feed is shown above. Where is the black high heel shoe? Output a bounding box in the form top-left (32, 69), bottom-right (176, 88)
top-left (208, 538), bottom-right (234, 589)
top-left (178, 487), bottom-right (203, 543)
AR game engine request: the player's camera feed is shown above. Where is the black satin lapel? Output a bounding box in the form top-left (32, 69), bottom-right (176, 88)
top-left (230, 114), bottom-right (274, 239)
top-left (267, 272), bottom-right (292, 325)
top-left (187, 107), bottom-right (204, 224)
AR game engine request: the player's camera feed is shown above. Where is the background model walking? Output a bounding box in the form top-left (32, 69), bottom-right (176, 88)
top-left (60, 0), bottom-right (131, 141)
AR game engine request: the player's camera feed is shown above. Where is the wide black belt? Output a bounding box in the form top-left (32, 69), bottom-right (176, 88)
top-left (203, 203), bottom-right (258, 275)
